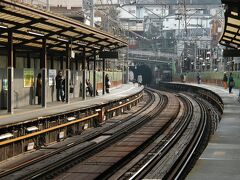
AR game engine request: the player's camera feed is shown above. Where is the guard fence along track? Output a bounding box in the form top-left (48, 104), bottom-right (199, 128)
top-left (0, 89), bottom-right (161, 179)
top-left (0, 90), bottom-right (143, 162)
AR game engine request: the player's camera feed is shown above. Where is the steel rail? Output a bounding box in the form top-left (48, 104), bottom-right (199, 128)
top-left (0, 92), bottom-right (145, 178)
top-left (170, 94), bottom-right (209, 180)
top-left (126, 93), bottom-right (194, 180)
top-left (0, 89), bottom-right (159, 179)
top-left (20, 89), bottom-right (160, 180)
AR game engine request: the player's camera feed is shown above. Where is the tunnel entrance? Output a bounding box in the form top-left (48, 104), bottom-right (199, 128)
top-left (130, 64), bottom-right (153, 85)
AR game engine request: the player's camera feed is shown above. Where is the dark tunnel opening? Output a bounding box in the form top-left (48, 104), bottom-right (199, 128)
top-left (130, 64), bottom-right (153, 85)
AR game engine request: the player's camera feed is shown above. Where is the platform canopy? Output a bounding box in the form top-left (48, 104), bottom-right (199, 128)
top-left (0, 0), bottom-right (128, 55)
top-left (219, 0), bottom-right (240, 49)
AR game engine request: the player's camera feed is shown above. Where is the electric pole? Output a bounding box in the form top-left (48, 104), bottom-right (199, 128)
top-left (46, 0), bottom-right (50, 11)
top-left (90, 0), bottom-right (94, 27)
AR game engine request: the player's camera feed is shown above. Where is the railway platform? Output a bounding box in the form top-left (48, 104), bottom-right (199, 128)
top-left (186, 84), bottom-right (240, 180)
top-left (0, 83), bottom-right (146, 176)
top-left (0, 83), bottom-right (143, 127)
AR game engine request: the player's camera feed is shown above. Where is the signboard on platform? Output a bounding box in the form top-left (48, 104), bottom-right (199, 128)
top-left (99, 51), bottom-right (118, 59)
top-left (24, 68), bottom-right (34, 87)
top-left (49, 69), bottom-right (56, 86)
top-left (2, 79), bottom-right (8, 90)
top-left (223, 49), bottom-right (240, 57)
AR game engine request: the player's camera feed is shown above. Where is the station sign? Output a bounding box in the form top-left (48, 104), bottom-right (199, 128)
top-left (49, 69), bottom-right (56, 86)
top-left (99, 51), bottom-right (119, 59)
top-left (222, 0), bottom-right (239, 4)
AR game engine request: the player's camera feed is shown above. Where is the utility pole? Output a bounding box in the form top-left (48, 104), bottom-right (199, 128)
top-left (90, 0), bottom-right (94, 27)
top-left (183, 0), bottom-right (187, 38)
top-left (46, 0), bottom-right (50, 11)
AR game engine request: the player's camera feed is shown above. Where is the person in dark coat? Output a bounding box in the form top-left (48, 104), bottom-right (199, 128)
top-left (197, 73), bottom-right (201, 84)
top-left (36, 73), bottom-right (42, 105)
top-left (86, 79), bottom-right (93, 96)
top-left (55, 71), bottom-right (64, 101)
top-left (228, 72), bottom-right (234, 94)
top-left (62, 78), bottom-right (65, 102)
top-left (105, 74), bottom-right (110, 93)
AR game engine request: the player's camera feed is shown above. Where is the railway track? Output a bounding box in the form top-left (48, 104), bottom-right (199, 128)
top-left (0, 87), bottom-right (222, 180)
top-left (0, 89), bottom-right (164, 179)
top-left (108, 92), bottom-right (200, 180)
top-left (116, 92), bottom-right (221, 180)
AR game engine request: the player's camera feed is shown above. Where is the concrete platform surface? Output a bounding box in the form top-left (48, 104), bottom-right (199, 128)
top-left (0, 84), bottom-right (143, 127)
top-left (186, 84), bottom-right (240, 180)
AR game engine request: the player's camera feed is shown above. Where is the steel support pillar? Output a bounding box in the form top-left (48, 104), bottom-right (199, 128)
top-left (82, 48), bottom-right (86, 100)
top-left (41, 38), bottom-right (47, 108)
top-left (7, 31), bottom-right (14, 114)
top-left (65, 43), bottom-right (70, 104)
top-left (102, 58), bottom-right (105, 95)
top-left (93, 50), bottom-right (96, 97)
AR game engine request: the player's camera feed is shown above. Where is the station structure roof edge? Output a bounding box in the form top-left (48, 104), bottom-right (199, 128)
top-left (0, 0), bottom-right (128, 56)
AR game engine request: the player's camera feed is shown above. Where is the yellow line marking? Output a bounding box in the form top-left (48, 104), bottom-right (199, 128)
top-left (0, 85), bottom-right (140, 119)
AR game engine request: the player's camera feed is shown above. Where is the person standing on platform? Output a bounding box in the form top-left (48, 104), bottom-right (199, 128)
top-left (105, 74), bottom-right (110, 93)
top-left (36, 73), bottom-right (42, 105)
top-left (197, 73), bottom-right (201, 84)
top-left (180, 74), bottom-right (184, 83)
top-left (86, 79), bottom-right (93, 96)
top-left (56, 71), bottom-right (64, 101)
top-left (228, 72), bottom-right (234, 94)
top-left (62, 78), bottom-right (65, 102)
top-left (223, 72), bottom-right (228, 89)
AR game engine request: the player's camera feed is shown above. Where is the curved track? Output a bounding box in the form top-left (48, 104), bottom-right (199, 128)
top-left (0, 89), bottom-right (164, 179)
top-left (0, 87), bottom-right (222, 180)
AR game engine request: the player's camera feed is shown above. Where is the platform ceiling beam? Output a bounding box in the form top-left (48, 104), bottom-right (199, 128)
top-left (219, 0), bottom-right (240, 50)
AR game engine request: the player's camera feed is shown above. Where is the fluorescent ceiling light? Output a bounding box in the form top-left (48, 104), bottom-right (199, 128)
top-left (231, 11), bottom-right (238, 16)
top-left (57, 36), bottom-right (68, 42)
top-left (28, 30), bottom-right (44, 37)
top-left (77, 41), bottom-right (87, 46)
top-left (0, 24), bottom-right (8, 29)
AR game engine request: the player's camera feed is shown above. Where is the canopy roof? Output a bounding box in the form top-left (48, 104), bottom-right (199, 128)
top-left (219, 1), bottom-right (240, 49)
top-left (0, 0), bottom-right (128, 55)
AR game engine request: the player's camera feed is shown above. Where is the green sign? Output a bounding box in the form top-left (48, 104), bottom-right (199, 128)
top-left (24, 68), bottom-right (34, 87)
